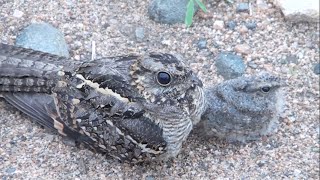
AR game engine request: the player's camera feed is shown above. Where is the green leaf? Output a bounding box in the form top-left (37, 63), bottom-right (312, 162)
top-left (185, 0), bottom-right (195, 27)
top-left (195, 0), bottom-right (207, 13)
top-left (225, 0), bottom-right (234, 4)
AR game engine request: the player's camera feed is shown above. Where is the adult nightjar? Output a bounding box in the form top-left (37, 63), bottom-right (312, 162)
top-left (0, 44), bottom-right (206, 162)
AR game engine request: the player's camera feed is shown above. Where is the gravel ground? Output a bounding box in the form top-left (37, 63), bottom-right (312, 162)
top-left (0, 0), bottom-right (319, 179)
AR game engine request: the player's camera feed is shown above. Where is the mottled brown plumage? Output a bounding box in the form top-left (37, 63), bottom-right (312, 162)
top-left (0, 44), bottom-right (205, 162)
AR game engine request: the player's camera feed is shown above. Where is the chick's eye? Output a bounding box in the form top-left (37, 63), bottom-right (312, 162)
top-left (261, 86), bottom-right (271, 93)
top-left (157, 72), bottom-right (171, 86)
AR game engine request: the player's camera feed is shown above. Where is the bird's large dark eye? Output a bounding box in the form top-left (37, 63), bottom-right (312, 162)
top-left (261, 86), bottom-right (271, 93)
top-left (156, 72), bottom-right (172, 86)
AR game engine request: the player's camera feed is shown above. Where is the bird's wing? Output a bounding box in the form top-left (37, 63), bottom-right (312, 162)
top-left (0, 43), bottom-right (73, 93)
top-left (3, 91), bottom-right (166, 162)
top-left (3, 92), bottom-right (57, 130)
top-left (3, 92), bottom-right (88, 138)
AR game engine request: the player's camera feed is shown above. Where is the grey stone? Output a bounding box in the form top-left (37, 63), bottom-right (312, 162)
top-left (245, 21), bottom-right (257, 30)
top-left (280, 59), bottom-right (287, 64)
top-left (145, 175), bottom-right (155, 180)
top-left (212, 41), bottom-right (220, 48)
top-left (197, 38), bottom-right (207, 50)
top-left (236, 3), bottom-right (250, 13)
top-left (19, 135), bottom-right (27, 141)
top-left (257, 160), bottom-right (267, 167)
top-left (148, 0), bottom-right (197, 24)
top-left (280, 55), bottom-right (299, 64)
top-left (5, 167), bottom-right (16, 174)
top-left (135, 27), bottom-right (145, 41)
top-left (313, 63), bottom-right (320, 75)
top-left (16, 23), bottom-right (69, 57)
top-left (226, 20), bottom-right (237, 30)
top-left (286, 55), bottom-right (299, 64)
top-left (215, 52), bottom-right (246, 79)
top-left (9, 140), bottom-right (16, 145)
top-left (248, 61), bottom-right (258, 69)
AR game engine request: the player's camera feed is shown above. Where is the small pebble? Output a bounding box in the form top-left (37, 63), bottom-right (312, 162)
top-left (313, 63), bottom-right (320, 74)
top-left (9, 140), bottom-right (16, 145)
top-left (19, 135), bottom-right (27, 141)
top-left (197, 38), bottom-right (207, 50)
top-left (5, 167), bottom-right (16, 174)
top-left (238, 25), bottom-right (248, 34)
top-left (245, 21), bottom-right (257, 30)
top-left (248, 61), bottom-right (258, 69)
top-left (234, 44), bottom-right (251, 55)
top-left (161, 39), bottom-right (171, 46)
top-left (13, 9), bottom-right (24, 18)
top-left (145, 175), bottom-right (155, 180)
top-left (297, 52), bottom-right (304, 59)
top-left (212, 41), bottom-right (220, 48)
top-left (285, 55), bottom-right (299, 64)
top-left (256, 0), bottom-right (268, 10)
top-left (257, 160), bottom-right (267, 167)
top-left (294, 169), bottom-right (301, 177)
top-left (109, 19), bottom-right (118, 25)
top-left (74, 55), bottom-right (81, 60)
top-left (213, 20), bottom-right (224, 30)
top-left (236, 3), bottom-right (250, 13)
top-left (135, 27), bottom-right (145, 41)
top-left (225, 20), bottom-right (237, 30)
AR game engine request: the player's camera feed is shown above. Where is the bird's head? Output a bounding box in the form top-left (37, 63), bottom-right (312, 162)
top-left (130, 53), bottom-right (204, 119)
top-left (215, 71), bottom-right (285, 115)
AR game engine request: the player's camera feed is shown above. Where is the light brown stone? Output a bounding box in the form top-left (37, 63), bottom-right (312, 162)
top-left (213, 20), bottom-right (224, 30)
top-left (234, 44), bottom-right (252, 55)
top-left (272, 0), bottom-right (319, 23)
top-left (238, 25), bottom-right (248, 34)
